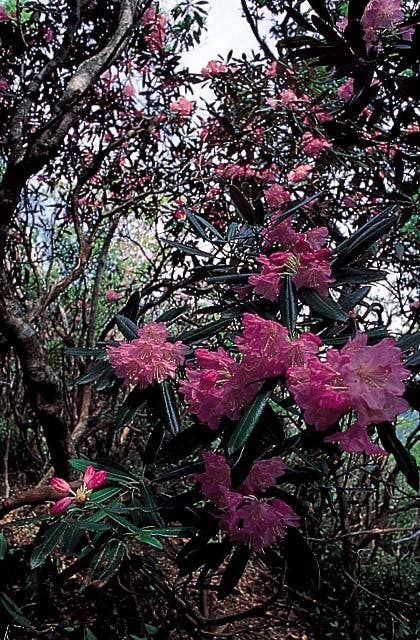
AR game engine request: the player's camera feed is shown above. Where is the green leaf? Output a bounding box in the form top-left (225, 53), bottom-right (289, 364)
top-left (206, 273), bottom-right (253, 284)
top-left (178, 318), bottom-right (232, 344)
top-left (0, 532), bottom-right (8, 560)
top-left (377, 423), bottom-right (419, 491)
top-left (75, 361), bottom-right (113, 385)
top-left (0, 593), bottom-right (33, 629)
top-left (116, 386), bottom-right (147, 430)
top-left (143, 422), bottom-right (165, 466)
top-left (405, 351), bottom-right (420, 371)
top-left (165, 239), bottom-right (213, 258)
top-left (136, 532), bottom-right (164, 550)
top-left (339, 286), bottom-right (370, 312)
top-left (333, 266), bottom-right (388, 286)
top-left (333, 208), bottom-right (396, 268)
top-left (89, 487), bottom-right (122, 504)
top-left (84, 628), bottom-right (98, 640)
top-left (65, 347), bottom-right (106, 358)
top-left (229, 185), bottom-right (256, 222)
top-left (115, 314), bottom-right (139, 340)
top-left (186, 209), bottom-right (225, 243)
top-left (228, 387), bottom-right (273, 454)
top-left (397, 333), bottom-right (420, 352)
top-left (90, 539), bottom-right (125, 584)
top-left (120, 289), bottom-right (140, 321)
top-left (218, 546), bottom-right (250, 599)
top-left (160, 380), bottom-right (181, 435)
top-left (300, 288), bottom-right (349, 322)
top-left (30, 522), bottom-right (68, 569)
top-left (279, 276), bottom-right (298, 335)
top-left (156, 305), bottom-right (188, 323)
top-left (141, 527), bottom-right (194, 538)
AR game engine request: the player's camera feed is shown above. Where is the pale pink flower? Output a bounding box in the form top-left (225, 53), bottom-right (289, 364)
top-left (142, 7), bottom-right (167, 52)
top-left (170, 97), bottom-right (194, 118)
top-left (337, 78), bottom-right (354, 101)
top-left (50, 465), bottom-right (107, 515)
top-left (266, 97), bottom-right (279, 109)
top-left (180, 347), bottom-right (260, 429)
top-left (302, 133), bottom-right (333, 157)
top-left (340, 334), bottom-right (410, 426)
top-left (107, 322), bottom-right (187, 388)
top-left (105, 289), bottom-right (121, 302)
top-left (325, 421), bottom-right (387, 455)
top-left (201, 60), bottom-right (227, 77)
top-left (287, 163), bottom-right (314, 183)
top-left (266, 61), bottom-right (278, 77)
top-left (123, 81), bottom-right (137, 97)
top-left (264, 184), bottom-right (291, 211)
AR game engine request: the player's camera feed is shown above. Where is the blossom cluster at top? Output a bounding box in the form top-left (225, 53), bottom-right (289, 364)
top-left (107, 321), bottom-right (187, 388)
top-left (195, 452), bottom-right (299, 551)
top-left (181, 314), bottom-right (409, 455)
top-left (249, 218), bottom-right (333, 300)
top-left (142, 7), bottom-right (167, 52)
top-left (50, 466), bottom-right (107, 515)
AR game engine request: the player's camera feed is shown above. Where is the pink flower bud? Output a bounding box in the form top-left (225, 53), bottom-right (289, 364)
top-left (50, 496), bottom-right (74, 515)
top-left (50, 477), bottom-right (72, 493)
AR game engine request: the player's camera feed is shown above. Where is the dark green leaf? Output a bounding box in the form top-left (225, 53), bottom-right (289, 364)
top-left (90, 539), bottom-right (125, 584)
top-left (218, 546), bottom-right (250, 599)
top-left (0, 593), bottom-right (33, 629)
top-left (143, 422), bottom-right (165, 466)
top-left (206, 273), bottom-right (253, 284)
top-left (156, 305), bottom-right (188, 323)
top-left (279, 277), bottom-right (298, 335)
top-left (75, 361), bottom-right (113, 385)
top-left (160, 380), bottom-right (181, 435)
top-left (141, 527), bottom-right (194, 538)
top-left (186, 209), bottom-right (225, 243)
top-left (300, 288), bottom-right (349, 322)
top-left (397, 333), bottom-right (420, 352)
top-left (339, 286), bottom-right (370, 312)
top-left (84, 628), bottom-right (98, 640)
top-left (377, 423), bottom-right (419, 490)
top-left (229, 185), bottom-right (256, 222)
top-left (332, 209), bottom-right (396, 268)
top-left (120, 290), bottom-right (140, 321)
top-left (178, 318), bottom-right (232, 344)
top-left (165, 239), bottom-right (213, 258)
top-left (115, 314), bottom-right (139, 340)
top-left (69, 458), bottom-right (137, 485)
top-left (228, 387), bottom-right (273, 455)
top-left (283, 529), bottom-right (320, 589)
top-left (66, 347), bottom-right (106, 358)
top-left (116, 386), bottom-right (148, 430)
top-left (333, 266), bottom-right (388, 285)
top-left (89, 487), bottom-right (122, 504)
top-left (405, 351), bottom-right (420, 371)
top-left (0, 532), bottom-right (8, 560)
top-left (136, 532), bottom-right (164, 550)
top-left (30, 522), bottom-right (68, 569)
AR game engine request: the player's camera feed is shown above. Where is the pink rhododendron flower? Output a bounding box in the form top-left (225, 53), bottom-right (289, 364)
top-left (263, 184), bottom-right (291, 211)
top-left (266, 61), bottom-right (278, 77)
top-left (287, 352), bottom-right (351, 430)
top-left (361, 0), bottom-right (404, 48)
top-left (0, 7), bottom-right (9, 21)
top-left (50, 465), bottom-right (107, 515)
top-left (196, 453), bottom-right (298, 551)
top-left (194, 451), bottom-right (231, 501)
top-left (340, 334), bottom-right (410, 426)
top-left (123, 81), bottom-right (137, 97)
top-left (105, 289), bottom-right (121, 302)
top-left (180, 347), bottom-right (260, 429)
top-left (142, 7), bottom-right (167, 51)
top-left (292, 248), bottom-right (334, 297)
top-left (107, 322), bottom-right (187, 388)
top-left (277, 89), bottom-right (300, 106)
top-left (240, 457), bottom-right (287, 494)
top-left (201, 60), bottom-right (227, 77)
top-left (325, 421), bottom-right (387, 455)
top-left (302, 133), bottom-right (333, 157)
top-left (287, 163), bottom-right (314, 183)
top-left (337, 78), bottom-right (354, 101)
top-left (170, 96), bottom-right (194, 118)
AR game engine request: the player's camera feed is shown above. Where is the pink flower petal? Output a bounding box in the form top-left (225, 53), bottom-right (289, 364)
top-left (50, 477), bottom-right (71, 493)
top-left (50, 496), bottom-right (74, 515)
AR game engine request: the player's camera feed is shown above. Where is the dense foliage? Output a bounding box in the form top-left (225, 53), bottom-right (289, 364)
top-left (0, 1), bottom-right (419, 639)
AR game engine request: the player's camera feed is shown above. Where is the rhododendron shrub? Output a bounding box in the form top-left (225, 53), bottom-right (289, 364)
top-left (0, 1), bottom-right (418, 638)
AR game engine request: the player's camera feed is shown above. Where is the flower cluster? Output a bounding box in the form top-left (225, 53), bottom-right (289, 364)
top-left (302, 133), bottom-right (333, 157)
top-left (50, 466), bottom-right (107, 515)
top-left (142, 7), bottom-right (167, 52)
top-left (361, 0), bottom-right (405, 48)
top-left (107, 321), bottom-right (187, 388)
top-left (181, 314), bottom-right (320, 428)
top-left (287, 334), bottom-right (410, 453)
top-left (170, 97), bottom-right (194, 119)
top-left (250, 219), bottom-right (333, 300)
top-left (201, 60), bottom-right (227, 77)
top-left (195, 452), bottom-right (299, 551)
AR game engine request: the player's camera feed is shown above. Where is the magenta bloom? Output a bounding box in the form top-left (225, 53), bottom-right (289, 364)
top-left (201, 60), bottom-right (227, 77)
top-left (361, 0), bottom-right (404, 48)
top-left (105, 289), bottom-right (121, 302)
top-left (196, 452), bottom-right (298, 551)
top-left (340, 334), bottom-right (410, 426)
top-left (180, 347), bottom-right (260, 429)
top-left (142, 7), bottom-right (167, 52)
top-left (170, 97), bottom-right (194, 118)
top-left (337, 78), bottom-right (354, 101)
top-left (292, 248), bottom-right (334, 297)
top-left (50, 465), bottom-right (107, 515)
top-left (263, 184), bottom-right (291, 211)
top-left (266, 61), bottom-right (278, 77)
top-left (302, 133), bottom-right (332, 157)
top-left (325, 421), bottom-right (387, 456)
top-left (107, 322), bottom-right (187, 388)
top-left (287, 163), bottom-right (314, 183)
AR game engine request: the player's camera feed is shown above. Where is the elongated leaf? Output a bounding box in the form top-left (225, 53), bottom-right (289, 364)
top-left (160, 380), bottom-right (181, 435)
top-left (66, 347), bottom-right (106, 358)
top-left (155, 461), bottom-right (203, 482)
top-left (66, 519), bottom-right (111, 532)
top-left (333, 266), bottom-right (387, 286)
top-left (206, 273), bottom-right (253, 284)
top-left (0, 532), bottom-right (8, 560)
top-left (0, 593), bottom-right (33, 629)
top-left (333, 209), bottom-right (396, 268)
top-left (120, 290), bottom-right (140, 321)
top-left (339, 286), bottom-right (370, 312)
top-left (90, 539), bottom-right (125, 584)
top-left (165, 239), bottom-right (212, 258)
top-left (136, 532), bottom-right (164, 550)
top-left (279, 276), bottom-right (298, 335)
top-left (30, 522), bottom-right (68, 569)
top-left (115, 314), bottom-right (139, 340)
top-left (300, 288), bottom-right (349, 322)
top-left (178, 318), bottom-right (232, 344)
top-left (186, 209), bottom-right (225, 243)
top-left (276, 192), bottom-right (325, 222)
top-left (405, 351), bottom-right (420, 371)
top-left (229, 184), bottom-right (256, 222)
top-left (141, 527), bottom-right (194, 538)
top-left (143, 422), bottom-right (165, 466)
top-left (141, 484), bottom-right (165, 527)
top-left (156, 305), bottom-right (188, 323)
top-left (84, 628), bottom-right (98, 640)
top-left (228, 387), bottom-right (273, 454)
top-left (377, 423), bottom-right (419, 490)
top-left (116, 386), bottom-right (148, 430)
top-left (89, 487), bottom-right (122, 504)
top-left (218, 546), bottom-right (250, 599)
top-left (75, 361), bottom-right (112, 386)
top-left (397, 333), bottom-right (420, 352)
